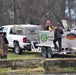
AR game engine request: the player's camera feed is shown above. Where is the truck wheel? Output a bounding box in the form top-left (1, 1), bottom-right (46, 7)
top-left (47, 47), bottom-right (53, 58)
top-left (41, 47), bottom-right (47, 58)
top-left (14, 42), bottom-right (22, 54)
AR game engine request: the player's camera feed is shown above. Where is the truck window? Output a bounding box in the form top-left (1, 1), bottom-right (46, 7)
top-left (3, 27), bottom-right (9, 33)
top-left (0, 27), bottom-right (4, 32)
top-left (10, 28), bottom-right (16, 34)
top-left (16, 29), bottom-right (23, 35)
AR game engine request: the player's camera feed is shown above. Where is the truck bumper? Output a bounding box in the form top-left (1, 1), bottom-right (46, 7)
top-left (24, 43), bottom-right (31, 51)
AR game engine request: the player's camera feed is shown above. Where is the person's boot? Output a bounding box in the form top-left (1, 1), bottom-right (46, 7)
top-left (1, 56), bottom-right (2, 59)
top-left (1, 56), bottom-right (4, 59)
top-left (3, 55), bottom-right (7, 59)
top-left (5, 55), bottom-right (7, 59)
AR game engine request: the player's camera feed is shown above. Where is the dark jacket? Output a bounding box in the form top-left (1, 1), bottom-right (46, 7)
top-left (54, 27), bottom-right (63, 39)
top-left (45, 26), bottom-right (49, 30)
top-left (2, 36), bottom-right (9, 44)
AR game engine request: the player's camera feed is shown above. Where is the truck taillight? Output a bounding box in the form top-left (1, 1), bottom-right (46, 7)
top-left (23, 37), bottom-right (27, 43)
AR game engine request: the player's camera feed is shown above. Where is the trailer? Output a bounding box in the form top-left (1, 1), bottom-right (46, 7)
top-left (36, 29), bottom-right (76, 58)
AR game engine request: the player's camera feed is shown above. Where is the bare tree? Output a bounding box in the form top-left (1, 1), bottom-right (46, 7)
top-left (0, 0), bottom-right (4, 26)
top-left (0, 0), bottom-right (66, 26)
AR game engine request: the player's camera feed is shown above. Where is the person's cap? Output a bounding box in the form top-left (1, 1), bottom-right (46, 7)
top-left (57, 23), bottom-right (60, 26)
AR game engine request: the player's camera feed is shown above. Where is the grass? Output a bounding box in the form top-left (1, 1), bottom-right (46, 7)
top-left (0, 67), bottom-right (45, 74)
top-left (0, 50), bottom-right (44, 74)
top-left (7, 49), bottom-right (76, 60)
top-left (7, 49), bottom-right (43, 60)
top-left (0, 67), bottom-right (76, 74)
top-left (48, 67), bottom-right (76, 73)
top-left (1, 49), bottom-right (76, 74)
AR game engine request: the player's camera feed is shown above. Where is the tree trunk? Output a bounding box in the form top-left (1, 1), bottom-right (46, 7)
top-left (13, 0), bottom-right (18, 24)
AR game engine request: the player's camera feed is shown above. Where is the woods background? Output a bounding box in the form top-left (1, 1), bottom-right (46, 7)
top-left (0, 0), bottom-right (76, 29)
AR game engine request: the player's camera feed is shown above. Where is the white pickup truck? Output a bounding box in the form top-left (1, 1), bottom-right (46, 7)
top-left (0, 24), bottom-right (40, 54)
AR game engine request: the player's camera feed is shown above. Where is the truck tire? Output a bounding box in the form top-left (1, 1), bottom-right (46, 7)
top-left (14, 42), bottom-right (22, 54)
top-left (41, 47), bottom-right (48, 58)
top-left (47, 47), bottom-right (53, 58)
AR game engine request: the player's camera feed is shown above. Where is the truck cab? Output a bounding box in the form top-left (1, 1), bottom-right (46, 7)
top-left (0, 24), bottom-right (41, 54)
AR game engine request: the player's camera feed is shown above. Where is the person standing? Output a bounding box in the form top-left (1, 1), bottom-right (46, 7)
top-left (45, 20), bottom-right (55, 31)
top-left (0, 32), bottom-right (4, 59)
top-left (53, 23), bottom-right (63, 52)
top-left (2, 32), bottom-right (9, 59)
top-left (45, 20), bottom-right (52, 30)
